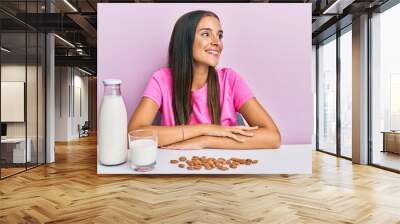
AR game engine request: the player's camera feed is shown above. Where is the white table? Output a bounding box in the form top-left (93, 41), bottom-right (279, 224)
top-left (1, 138), bottom-right (32, 163)
top-left (97, 144), bottom-right (312, 175)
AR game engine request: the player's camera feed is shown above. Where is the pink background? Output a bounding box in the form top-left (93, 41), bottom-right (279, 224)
top-left (98, 3), bottom-right (313, 144)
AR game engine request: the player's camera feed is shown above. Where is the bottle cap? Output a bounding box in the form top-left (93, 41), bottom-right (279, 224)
top-left (103, 79), bottom-right (122, 85)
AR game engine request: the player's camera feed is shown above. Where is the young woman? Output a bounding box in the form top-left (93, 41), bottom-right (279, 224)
top-left (128, 10), bottom-right (281, 149)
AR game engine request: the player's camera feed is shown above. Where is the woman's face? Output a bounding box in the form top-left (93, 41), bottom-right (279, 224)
top-left (192, 16), bottom-right (224, 68)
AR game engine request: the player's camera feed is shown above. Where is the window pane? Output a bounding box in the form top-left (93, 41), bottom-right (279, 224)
top-left (318, 36), bottom-right (337, 154)
top-left (0, 1), bottom-right (46, 179)
top-left (1, 31), bottom-right (28, 177)
top-left (38, 32), bottom-right (46, 165)
top-left (27, 31), bottom-right (38, 169)
top-left (371, 3), bottom-right (400, 171)
top-left (340, 28), bottom-right (352, 158)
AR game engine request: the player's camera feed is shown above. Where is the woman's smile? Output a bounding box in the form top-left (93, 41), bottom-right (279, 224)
top-left (205, 49), bottom-right (220, 55)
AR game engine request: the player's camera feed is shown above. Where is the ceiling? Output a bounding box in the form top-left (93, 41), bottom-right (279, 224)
top-left (0, 0), bottom-right (391, 75)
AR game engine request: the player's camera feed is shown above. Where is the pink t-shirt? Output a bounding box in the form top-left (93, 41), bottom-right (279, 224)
top-left (143, 67), bottom-right (254, 126)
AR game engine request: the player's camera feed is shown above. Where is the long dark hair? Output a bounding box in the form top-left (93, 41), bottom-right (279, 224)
top-left (168, 10), bottom-right (221, 125)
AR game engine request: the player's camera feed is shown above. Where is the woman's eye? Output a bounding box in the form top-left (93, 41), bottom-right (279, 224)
top-left (219, 34), bottom-right (223, 39)
top-left (201, 32), bottom-right (209, 37)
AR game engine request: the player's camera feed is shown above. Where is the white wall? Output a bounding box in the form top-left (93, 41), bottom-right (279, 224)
top-left (55, 66), bottom-right (89, 141)
top-left (71, 72), bottom-right (89, 138)
top-left (55, 66), bottom-right (70, 141)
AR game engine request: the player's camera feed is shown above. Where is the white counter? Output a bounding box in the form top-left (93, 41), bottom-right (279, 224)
top-left (97, 144), bottom-right (312, 175)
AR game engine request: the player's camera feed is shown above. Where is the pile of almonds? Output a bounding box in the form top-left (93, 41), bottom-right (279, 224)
top-left (170, 156), bottom-right (258, 171)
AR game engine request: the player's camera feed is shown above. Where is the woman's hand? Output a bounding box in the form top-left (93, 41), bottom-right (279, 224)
top-left (161, 125), bottom-right (259, 149)
top-left (203, 125), bottom-right (258, 142)
top-left (162, 136), bottom-right (208, 150)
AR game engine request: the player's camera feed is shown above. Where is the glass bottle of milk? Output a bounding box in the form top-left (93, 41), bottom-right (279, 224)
top-left (99, 79), bottom-right (127, 165)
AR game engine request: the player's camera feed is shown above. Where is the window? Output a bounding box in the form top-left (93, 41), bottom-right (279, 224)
top-left (0, 1), bottom-right (47, 179)
top-left (370, 2), bottom-right (400, 171)
top-left (317, 35), bottom-right (337, 154)
top-left (340, 27), bottom-right (352, 158)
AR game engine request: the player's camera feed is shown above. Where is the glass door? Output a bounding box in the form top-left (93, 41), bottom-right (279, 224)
top-left (0, 0), bottom-right (47, 179)
top-left (1, 30), bottom-right (28, 178)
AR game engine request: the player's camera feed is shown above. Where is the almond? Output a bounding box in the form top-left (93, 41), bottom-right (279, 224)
top-left (172, 156), bottom-right (259, 171)
top-left (218, 166), bottom-right (228, 171)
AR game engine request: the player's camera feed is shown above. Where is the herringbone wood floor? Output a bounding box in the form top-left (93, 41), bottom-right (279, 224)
top-left (1, 135), bottom-right (400, 224)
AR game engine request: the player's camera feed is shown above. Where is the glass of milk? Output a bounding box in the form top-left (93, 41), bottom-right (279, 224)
top-left (128, 130), bottom-right (158, 172)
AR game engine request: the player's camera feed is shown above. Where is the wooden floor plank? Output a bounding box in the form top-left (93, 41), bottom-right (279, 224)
top-left (0, 134), bottom-right (400, 223)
